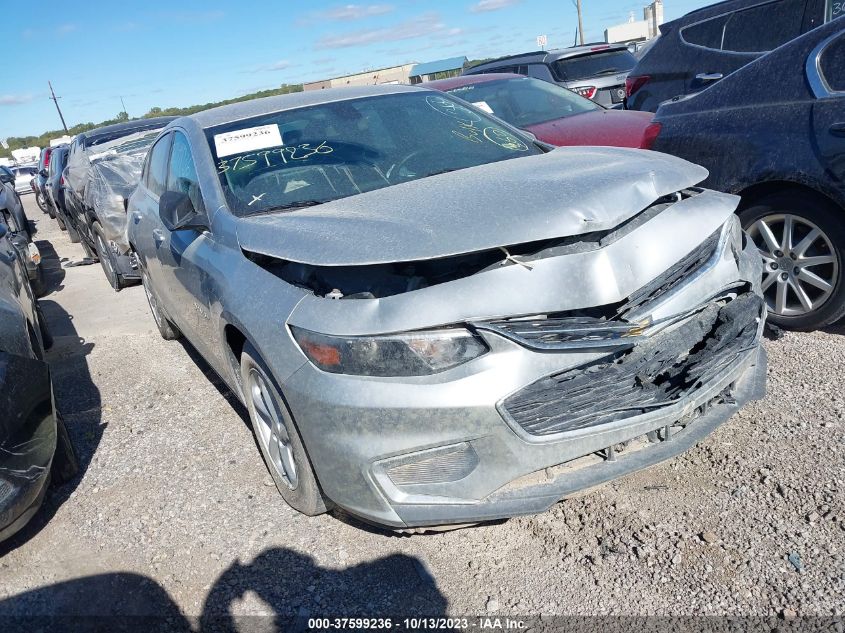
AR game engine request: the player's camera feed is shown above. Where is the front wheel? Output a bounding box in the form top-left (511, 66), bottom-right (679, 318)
top-left (740, 192), bottom-right (845, 330)
top-left (241, 342), bottom-right (331, 517)
top-left (35, 191), bottom-right (48, 213)
top-left (92, 222), bottom-right (125, 290)
top-left (141, 268), bottom-right (180, 340)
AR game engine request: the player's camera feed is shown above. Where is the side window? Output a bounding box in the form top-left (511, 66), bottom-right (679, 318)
top-left (167, 132), bottom-right (204, 214)
top-left (819, 33), bottom-right (845, 92)
top-left (516, 65), bottom-right (529, 75)
top-left (528, 64), bottom-right (554, 81)
top-left (145, 134), bottom-right (172, 197)
top-left (683, 14), bottom-right (731, 49)
top-left (828, 0), bottom-right (844, 20)
top-left (721, 0), bottom-right (804, 52)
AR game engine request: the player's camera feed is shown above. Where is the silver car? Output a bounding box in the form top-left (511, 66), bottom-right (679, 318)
top-left (128, 85), bottom-right (766, 529)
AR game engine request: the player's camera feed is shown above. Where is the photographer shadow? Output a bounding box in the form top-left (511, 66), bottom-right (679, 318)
top-left (0, 548), bottom-right (448, 633)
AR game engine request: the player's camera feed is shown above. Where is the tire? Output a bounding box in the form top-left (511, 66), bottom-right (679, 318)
top-left (141, 268), bottom-right (180, 340)
top-left (80, 236), bottom-right (98, 259)
top-left (91, 221), bottom-right (125, 290)
top-left (54, 209), bottom-right (66, 231)
top-left (241, 342), bottom-right (331, 517)
top-left (35, 191), bottom-right (48, 213)
top-left (739, 191), bottom-right (845, 330)
top-left (64, 216), bottom-right (81, 243)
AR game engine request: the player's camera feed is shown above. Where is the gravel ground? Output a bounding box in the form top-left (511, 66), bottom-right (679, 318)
top-left (0, 197), bottom-right (843, 625)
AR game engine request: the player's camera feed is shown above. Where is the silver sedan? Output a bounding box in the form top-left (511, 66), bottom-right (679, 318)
top-left (128, 85), bottom-right (766, 529)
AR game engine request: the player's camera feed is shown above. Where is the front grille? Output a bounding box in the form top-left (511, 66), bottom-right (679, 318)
top-left (500, 292), bottom-right (762, 437)
top-left (477, 230), bottom-right (721, 350)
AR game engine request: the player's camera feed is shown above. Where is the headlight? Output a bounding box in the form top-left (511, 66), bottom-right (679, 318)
top-left (290, 326), bottom-right (488, 377)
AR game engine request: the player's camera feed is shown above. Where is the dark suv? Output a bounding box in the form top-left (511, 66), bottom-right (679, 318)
top-left (463, 44), bottom-right (638, 107)
top-left (626, 0), bottom-right (836, 112)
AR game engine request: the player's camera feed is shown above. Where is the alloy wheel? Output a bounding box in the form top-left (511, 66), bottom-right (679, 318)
top-left (248, 368), bottom-right (298, 490)
top-left (96, 233), bottom-right (115, 283)
top-left (747, 213), bottom-right (838, 317)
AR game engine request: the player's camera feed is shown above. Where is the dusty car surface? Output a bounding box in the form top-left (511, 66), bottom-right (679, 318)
top-left (128, 84), bottom-right (767, 529)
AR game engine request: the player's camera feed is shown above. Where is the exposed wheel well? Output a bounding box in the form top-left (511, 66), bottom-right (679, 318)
top-left (736, 181), bottom-right (843, 214)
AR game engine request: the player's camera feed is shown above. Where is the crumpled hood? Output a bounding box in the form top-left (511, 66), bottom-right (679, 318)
top-left (235, 146), bottom-right (708, 266)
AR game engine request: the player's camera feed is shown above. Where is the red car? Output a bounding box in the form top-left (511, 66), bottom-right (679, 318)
top-left (426, 73), bottom-right (658, 149)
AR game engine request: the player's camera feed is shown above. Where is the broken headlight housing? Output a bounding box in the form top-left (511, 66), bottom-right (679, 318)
top-left (290, 326), bottom-right (488, 376)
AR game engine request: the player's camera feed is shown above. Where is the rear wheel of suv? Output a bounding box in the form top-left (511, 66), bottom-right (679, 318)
top-left (739, 191), bottom-right (845, 331)
top-left (92, 221), bottom-right (126, 290)
top-left (35, 191), bottom-right (48, 213)
top-left (141, 268), bottom-right (180, 340)
top-left (240, 342), bottom-right (331, 517)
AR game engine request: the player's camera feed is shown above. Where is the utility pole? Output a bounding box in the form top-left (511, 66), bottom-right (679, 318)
top-left (48, 81), bottom-right (68, 133)
top-left (120, 96), bottom-right (128, 118)
top-left (576, 0), bottom-right (585, 45)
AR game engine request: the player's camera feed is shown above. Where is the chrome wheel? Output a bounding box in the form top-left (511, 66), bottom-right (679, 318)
top-left (248, 368), bottom-right (298, 490)
top-left (748, 213), bottom-right (838, 317)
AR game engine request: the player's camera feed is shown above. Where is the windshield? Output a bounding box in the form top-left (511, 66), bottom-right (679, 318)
top-left (445, 77), bottom-right (600, 127)
top-left (205, 91), bottom-right (540, 216)
top-left (554, 50), bottom-right (637, 82)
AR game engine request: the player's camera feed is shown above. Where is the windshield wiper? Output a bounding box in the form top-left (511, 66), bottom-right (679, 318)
top-left (593, 68), bottom-right (622, 76)
top-left (249, 200), bottom-right (325, 215)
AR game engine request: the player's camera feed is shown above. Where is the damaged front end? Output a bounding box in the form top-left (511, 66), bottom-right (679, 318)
top-left (266, 178), bottom-right (767, 528)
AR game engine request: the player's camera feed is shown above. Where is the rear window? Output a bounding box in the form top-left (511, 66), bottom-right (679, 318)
top-left (681, 0), bottom-right (805, 53)
top-left (820, 32), bottom-right (845, 92)
top-left (446, 77), bottom-right (599, 127)
top-left (553, 50), bottom-right (637, 82)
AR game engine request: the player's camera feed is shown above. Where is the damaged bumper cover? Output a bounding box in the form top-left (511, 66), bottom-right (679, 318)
top-left (280, 206), bottom-right (767, 528)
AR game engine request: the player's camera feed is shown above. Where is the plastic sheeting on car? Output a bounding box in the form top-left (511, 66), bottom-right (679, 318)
top-left (65, 130), bottom-right (160, 250)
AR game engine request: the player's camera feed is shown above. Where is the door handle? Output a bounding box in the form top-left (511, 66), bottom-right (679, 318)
top-left (131, 211), bottom-right (142, 223)
top-left (830, 122), bottom-right (845, 137)
top-left (152, 228), bottom-right (166, 247)
top-left (695, 72), bottom-right (723, 82)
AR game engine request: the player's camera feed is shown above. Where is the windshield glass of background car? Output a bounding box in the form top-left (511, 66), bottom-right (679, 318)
top-left (553, 50), bottom-right (637, 81)
top-left (205, 92), bottom-right (539, 216)
top-left (447, 77), bottom-right (599, 127)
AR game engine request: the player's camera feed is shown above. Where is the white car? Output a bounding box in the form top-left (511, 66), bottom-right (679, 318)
top-left (11, 165), bottom-right (36, 195)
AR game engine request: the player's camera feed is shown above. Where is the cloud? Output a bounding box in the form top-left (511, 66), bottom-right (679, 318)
top-left (316, 12), bottom-right (450, 48)
top-left (470, 0), bottom-right (522, 13)
top-left (0, 94), bottom-right (35, 106)
top-left (56, 23), bottom-right (78, 34)
top-left (315, 4), bottom-right (394, 21)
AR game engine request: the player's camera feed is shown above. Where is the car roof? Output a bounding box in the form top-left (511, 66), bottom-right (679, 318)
top-left (467, 43), bottom-right (631, 69)
top-left (186, 84), bottom-right (425, 129)
top-left (78, 116), bottom-right (178, 144)
top-left (425, 73), bottom-right (524, 91)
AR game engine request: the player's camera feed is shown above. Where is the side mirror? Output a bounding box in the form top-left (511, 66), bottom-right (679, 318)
top-left (159, 191), bottom-right (204, 231)
top-left (0, 172), bottom-right (13, 185)
top-left (39, 169), bottom-right (48, 178)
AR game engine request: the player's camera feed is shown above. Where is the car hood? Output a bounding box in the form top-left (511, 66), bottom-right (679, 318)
top-left (525, 110), bottom-right (654, 148)
top-left (235, 146), bottom-right (708, 266)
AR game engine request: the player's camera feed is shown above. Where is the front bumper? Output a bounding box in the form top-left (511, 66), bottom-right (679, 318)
top-left (281, 233), bottom-right (766, 528)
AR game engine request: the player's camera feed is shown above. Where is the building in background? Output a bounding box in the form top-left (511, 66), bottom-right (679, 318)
top-left (604, 0), bottom-right (664, 44)
top-left (303, 63), bottom-right (417, 91)
top-left (409, 57), bottom-right (468, 84)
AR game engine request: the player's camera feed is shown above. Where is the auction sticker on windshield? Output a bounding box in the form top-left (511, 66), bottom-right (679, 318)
top-left (214, 124), bottom-right (283, 157)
